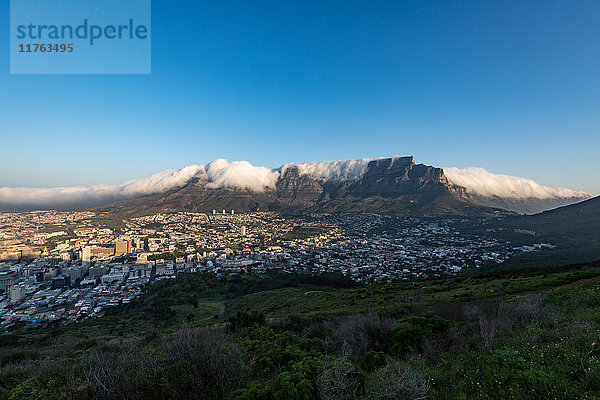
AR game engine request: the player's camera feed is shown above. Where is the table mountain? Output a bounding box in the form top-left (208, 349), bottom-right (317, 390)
top-left (97, 156), bottom-right (509, 217)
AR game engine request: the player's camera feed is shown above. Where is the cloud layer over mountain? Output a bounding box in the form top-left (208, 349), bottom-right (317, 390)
top-left (0, 158), bottom-right (591, 211)
top-left (443, 167), bottom-right (590, 200)
top-left (0, 165), bottom-right (205, 210)
top-left (0, 160), bottom-right (282, 210)
top-left (205, 159), bottom-right (279, 191)
top-left (287, 158), bottom-right (378, 183)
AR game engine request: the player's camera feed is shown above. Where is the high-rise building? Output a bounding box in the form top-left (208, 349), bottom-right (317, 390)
top-left (0, 271), bottom-right (16, 292)
top-left (82, 246), bottom-right (115, 266)
top-left (82, 246), bottom-right (91, 266)
top-left (241, 226), bottom-right (247, 236)
top-left (9, 284), bottom-right (26, 301)
top-left (115, 240), bottom-right (131, 255)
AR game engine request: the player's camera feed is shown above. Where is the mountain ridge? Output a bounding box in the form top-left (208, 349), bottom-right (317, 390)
top-left (0, 156), bottom-right (590, 214)
top-left (95, 156), bottom-right (511, 217)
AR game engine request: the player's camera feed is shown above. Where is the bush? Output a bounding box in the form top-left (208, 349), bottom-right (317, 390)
top-left (392, 312), bottom-right (453, 355)
top-left (228, 311), bottom-right (266, 332)
top-left (359, 351), bottom-right (387, 372)
top-left (365, 360), bottom-right (430, 400)
top-left (329, 313), bottom-right (395, 362)
top-left (317, 357), bottom-right (363, 400)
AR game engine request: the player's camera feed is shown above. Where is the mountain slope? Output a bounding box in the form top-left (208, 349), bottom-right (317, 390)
top-left (463, 195), bottom-right (591, 215)
top-left (516, 195), bottom-right (600, 235)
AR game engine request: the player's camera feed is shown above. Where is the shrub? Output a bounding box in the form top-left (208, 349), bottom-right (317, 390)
top-left (365, 360), bottom-right (430, 400)
top-left (329, 313), bottom-right (395, 362)
top-left (359, 351), bottom-right (387, 372)
top-left (317, 357), bottom-right (363, 400)
top-left (228, 311), bottom-right (266, 332)
top-left (392, 312), bottom-right (453, 355)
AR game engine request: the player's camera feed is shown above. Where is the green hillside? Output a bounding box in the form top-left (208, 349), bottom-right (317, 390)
top-left (2, 263), bottom-right (600, 399)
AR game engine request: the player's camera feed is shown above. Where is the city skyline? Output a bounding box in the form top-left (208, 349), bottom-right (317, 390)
top-left (1, 0), bottom-right (599, 194)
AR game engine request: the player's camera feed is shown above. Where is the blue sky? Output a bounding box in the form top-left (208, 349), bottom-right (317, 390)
top-left (1, 0), bottom-right (599, 194)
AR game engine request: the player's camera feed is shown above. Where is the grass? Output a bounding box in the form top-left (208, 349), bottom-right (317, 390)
top-left (224, 265), bottom-right (600, 319)
top-left (170, 303), bottom-right (223, 327)
top-left (2, 262), bottom-right (600, 399)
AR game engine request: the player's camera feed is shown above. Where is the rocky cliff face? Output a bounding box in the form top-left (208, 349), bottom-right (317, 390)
top-left (274, 165), bottom-right (324, 208)
top-left (340, 156), bottom-right (452, 197)
top-left (275, 156), bottom-right (463, 201)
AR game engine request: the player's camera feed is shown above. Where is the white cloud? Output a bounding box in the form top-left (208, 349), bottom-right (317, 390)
top-left (444, 167), bottom-right (591, 199)
top-left (0, 165), bottom-right (205, 210)
top-left (119, 165), bottom-right (205, 196)
top-left (0, 160), bottom-right (280, 210)
top-left (286, 158), bottom-right (381, 182)
top-left (205, 159), bottom-right (280, 191)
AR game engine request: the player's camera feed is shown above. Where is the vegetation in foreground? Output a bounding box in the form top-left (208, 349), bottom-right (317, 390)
top-left (2, 262), bottom-right (600, 399)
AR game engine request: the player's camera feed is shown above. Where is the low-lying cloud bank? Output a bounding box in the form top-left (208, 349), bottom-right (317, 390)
top-left (205, 159), bottom-right (279, 192)
top-left (0, 165), bottom-right (205, 211)
top-left (0, 158), bottom-right (592, 211)
top-left (289, 158), bottom-right (378, 183)
top-left (443, 167), bottom-right (591, 200)
top-left (0, 160), bottom-right (283, 211)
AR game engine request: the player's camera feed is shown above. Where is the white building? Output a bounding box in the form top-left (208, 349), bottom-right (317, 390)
top-left (80, 278), bottom-right (97, 286)
top-left (9, 284), bottom-right (27, 302)
top-left (82, 246), bottom-right (91, 267)
top-left (101, 273), bottom-right (126, 284)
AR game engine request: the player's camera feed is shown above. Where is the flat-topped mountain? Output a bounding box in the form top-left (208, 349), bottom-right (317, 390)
top-left (343, 157), bottom-right (452, 196)
top-left (96, 156), bottom-right (509, 217)
top-left (0, 156), bottom-right (590, 215)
